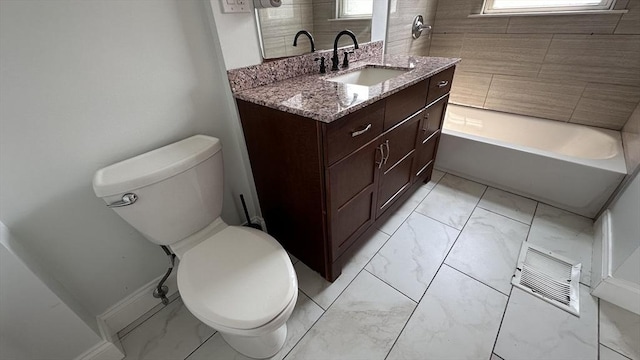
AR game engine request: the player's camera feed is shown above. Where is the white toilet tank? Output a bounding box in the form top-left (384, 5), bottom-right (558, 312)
top-left (93, 135), bottom-right (224, 245)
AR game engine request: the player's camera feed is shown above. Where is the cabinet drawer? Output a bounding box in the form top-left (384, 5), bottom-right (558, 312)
top-left (419, 96), bottom-right (448, 143)
top-left (426, 66), bottom-right (455, 104)
top-left (384, 80), bottom-right (428, 130)
top-left (326, 101), bottom-right (385, 165)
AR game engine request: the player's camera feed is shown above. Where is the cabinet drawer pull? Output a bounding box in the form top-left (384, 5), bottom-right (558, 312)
top-left (383, 140), bottom-right (390, 164)
top-left (351, 123), bottom-right (372, 137)
top-left (437, 80), bottom-right (449, 88)
top-left (376, 144), bottom-right (385, 169)
top-left (422, 112), bottom-right (430, 132)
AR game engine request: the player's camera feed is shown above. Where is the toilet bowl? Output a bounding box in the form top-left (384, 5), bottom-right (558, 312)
top-left (92, 135), bottom-right (297, 359)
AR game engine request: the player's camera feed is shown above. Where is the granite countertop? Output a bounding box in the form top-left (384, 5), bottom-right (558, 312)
top-left (233, 54), bottom-right (461, 123)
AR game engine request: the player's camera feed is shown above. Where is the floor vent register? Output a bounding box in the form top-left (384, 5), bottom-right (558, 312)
top-left (512, 243), bottom-right (581, 317)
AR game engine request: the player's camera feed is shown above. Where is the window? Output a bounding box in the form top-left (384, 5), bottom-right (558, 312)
top-left (337, 0), bottom-right (373, 19)
top-left (482, 0), bottom-right (615, 14)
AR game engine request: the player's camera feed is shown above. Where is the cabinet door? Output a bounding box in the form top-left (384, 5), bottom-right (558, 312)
top-left (376, 112), bottom-right (421, 217)
top-left (327, 139), bottom-right (382, 260)
top-left (414, 96), bottom-right (448, 181)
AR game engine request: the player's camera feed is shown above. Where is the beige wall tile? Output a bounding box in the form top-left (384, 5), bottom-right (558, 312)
top-left (429, 34), bottom-right (464, 57)
top-left (433, 0), bottom-right (508, 34)
top-left (539, 35), bottom-right (640, 86)
top-left (570, 83), bottom-right (640, 130)
top-left (485, 75), bottom-right (585, 121)
top-left (616, 0), bottom-right (640, 34)
top-left (449, 71), bottom-right (493, 108)
top-left (507, 14), bottom-right (621, 34)
top-left (622, 102), bottom-right (640, 173)
top-left (457, 33), bottom-right (551, 77)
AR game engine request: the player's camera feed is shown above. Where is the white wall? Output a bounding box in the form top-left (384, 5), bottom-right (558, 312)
top-left (208, 0), bottom-right (263, 70)
top-left (610, 172), bottom-right (640, 283)
top-left (1, 224), bottom-right (103, 360)
top-left (0, 0), bottom-right (257, 320)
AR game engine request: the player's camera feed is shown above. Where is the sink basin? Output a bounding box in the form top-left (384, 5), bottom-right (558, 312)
top-left (327, 67), bottom-right (408, 87)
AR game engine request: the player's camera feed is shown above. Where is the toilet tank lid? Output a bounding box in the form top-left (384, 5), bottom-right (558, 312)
top-left (93, 135), bottom-right (222, 197)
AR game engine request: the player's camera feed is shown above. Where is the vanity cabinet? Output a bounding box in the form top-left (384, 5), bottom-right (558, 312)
top-left (237, 66), bottom-right (455, 281)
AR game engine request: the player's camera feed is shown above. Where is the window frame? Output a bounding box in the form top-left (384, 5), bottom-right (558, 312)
top-left (336, 0), bottom-right (373, 20)
top-left (481, 0), bottom-right (616, 14)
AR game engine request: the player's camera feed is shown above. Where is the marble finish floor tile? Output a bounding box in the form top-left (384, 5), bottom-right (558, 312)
top-left (367, 212), bottom-right (460, 301)
top-left (186, 291), bottom-right (324, 360)
top-left (477, 187), bottom-right (538, 224)
top-left (445, 207), bottom-right (529, 295)
top-left (601, 345), bottom-right (633, 360)
top-left (491, 354), bottom-right (505, 360)
top-left (600, 301), bottom-right (640, 360)
top-left (377, 183), bottom-right (432, 236)
top-left (494, 285), bottom-right (598, 360)
top-left (285, 271), bottom-right (415, 360)
top-left (121, 298), bottom-right (214, 360)
top-left (387, 265), bottom-right (507, 360)
top-left (415, 173), bottom-right (487, 230)
top-left (528, 203), bottom-right (595, 285)
top-left (295, 230), bottom-right (389, 309)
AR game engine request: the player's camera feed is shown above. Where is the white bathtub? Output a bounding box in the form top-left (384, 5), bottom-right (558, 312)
top-left (436, 104), bottom-right (627, 218)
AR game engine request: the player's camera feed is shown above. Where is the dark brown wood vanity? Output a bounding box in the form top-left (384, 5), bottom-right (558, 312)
top-left (236, 65), bottom-right (455, 282)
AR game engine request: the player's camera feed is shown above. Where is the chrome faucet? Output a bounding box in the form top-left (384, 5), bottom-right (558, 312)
top-left (293, 30), bottom-right (315, 53)
top-left (331, 30), bottom-right (359, 71)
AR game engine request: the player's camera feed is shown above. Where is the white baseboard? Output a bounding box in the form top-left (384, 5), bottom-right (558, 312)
top-left (590, 210), bottom-right (640, 315)
top-left (74, 340), bottom-right (124, 360)
top-left (97, 270), bottom-right (179, 340)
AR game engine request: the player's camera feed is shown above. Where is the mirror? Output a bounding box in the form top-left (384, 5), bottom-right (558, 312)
top-left (256, 1), bottom-right (376, 59)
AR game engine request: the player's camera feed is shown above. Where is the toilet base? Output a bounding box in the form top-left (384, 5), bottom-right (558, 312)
top-left (221, 323), bottom-right (288, 359)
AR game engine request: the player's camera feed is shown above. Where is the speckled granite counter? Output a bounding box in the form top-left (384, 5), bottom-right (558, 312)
top-left (231, 54), bottom-right (460, 123)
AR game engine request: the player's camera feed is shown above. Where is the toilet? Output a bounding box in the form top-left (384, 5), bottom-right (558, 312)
top-left (92, 135), bottom-right (298, 359)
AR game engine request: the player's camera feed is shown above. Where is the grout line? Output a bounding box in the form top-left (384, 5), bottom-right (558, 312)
top-left (476, 205), bottom-right (534, 226)
top-left (183, 332), bottom-right (217, 360)
top-left (526, 202), bottom-right (541, 243)
top-left (118, 294), bottom-right (181, 341)
top-left (490, 286), bottom-right (514, 358)
top-left (279, 302), bottom-right (326, 360)
top-left (384, 201), bottom-right (468, 360)
top-left (600, 343), bottom-right (634, 360)
top-left (364, 268), bottom-right (419, 304)
top-left (568, 82), bottom-right (589, 123)
top-left (598, 297), bottom-right (601, 360)
top-left (444, 264), bottom-right (511, 297)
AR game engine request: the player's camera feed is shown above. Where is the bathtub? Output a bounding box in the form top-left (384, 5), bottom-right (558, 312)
top-left (435, 104), bottom-right (627, 218)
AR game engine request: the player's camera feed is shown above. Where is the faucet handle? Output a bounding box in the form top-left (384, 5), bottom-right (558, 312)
top-left (314, 56), bottom-right (327, 74)
top-left (342, 50), bottom-right (354, 68)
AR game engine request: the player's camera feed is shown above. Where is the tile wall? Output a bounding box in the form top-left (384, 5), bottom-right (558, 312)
top-left (428, 0), bottom-right (640, 130)
top-left (385, 0), bottom-right (437, 56)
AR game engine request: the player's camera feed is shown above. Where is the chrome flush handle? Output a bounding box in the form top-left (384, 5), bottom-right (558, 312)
top-left (107, 193), bottom-right (138, 208)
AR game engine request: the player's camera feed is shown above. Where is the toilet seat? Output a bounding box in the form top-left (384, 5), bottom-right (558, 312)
top-left (177, 226), bottom-right (297, 331)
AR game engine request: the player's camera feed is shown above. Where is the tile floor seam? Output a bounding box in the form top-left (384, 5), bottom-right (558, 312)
top-left (382, 224), bottom-right (465, 360)
top-left (183, 332), bottom-right (216, 360)
top-left (600, 343), bottom-right (634, 360)
top-left (296, 288), bottom-right (326, 311)
top-left (376, 181), bottom-right (439, 237)
top-left (279, 305), bottom-right (327, 360)
top-left (491, 287), bottom-right (514, 359)
top-left (363, 268), bottom-right (419, 304)
top-left (476, 204), bottom-right (535, 226)
top-left (118, 294), bottom-right (182, 342)
top-left (443, 263), bottom-right (512, 297)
